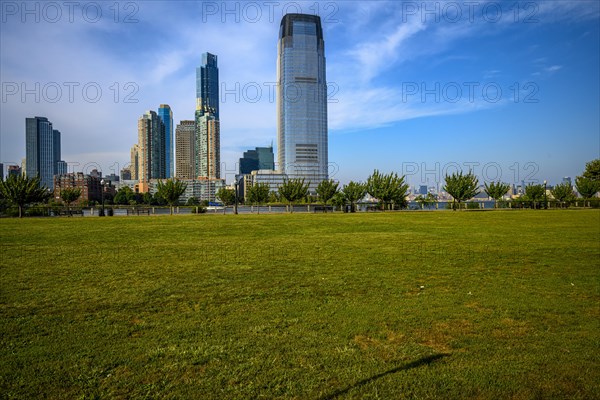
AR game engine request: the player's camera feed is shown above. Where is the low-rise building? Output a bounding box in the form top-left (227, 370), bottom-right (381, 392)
top-left (243, 170), bottom-right (288, 199)
top-left (148, 178), bottom-right (225, 203)
top-left (53, 173), bottom-right (102, 204)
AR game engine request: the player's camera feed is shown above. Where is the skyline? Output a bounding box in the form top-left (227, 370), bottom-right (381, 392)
top-left (1, 1), bottom-right (599, 186)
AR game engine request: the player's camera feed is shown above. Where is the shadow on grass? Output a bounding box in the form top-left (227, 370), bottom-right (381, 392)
top-left (320, 353), bottom-right (449, 400)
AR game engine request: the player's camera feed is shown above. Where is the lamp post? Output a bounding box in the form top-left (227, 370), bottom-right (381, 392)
top-left (543, 180), bottom-right (548, 209)
top-left (99, 179), bottom-right (105, 217)
top-left (234, 179), bottom-right (239, 215)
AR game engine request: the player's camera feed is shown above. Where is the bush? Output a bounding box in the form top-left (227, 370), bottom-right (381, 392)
top-left (467, 202), bottom-right (480, 210)
top-left (25, 204), bottom-right (49, 217)
top-left (497, 200), bottom-right (510, 209)
top-left (191, 206), bottom-right (207, 214)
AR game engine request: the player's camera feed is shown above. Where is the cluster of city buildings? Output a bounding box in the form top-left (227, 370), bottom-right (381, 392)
top-left (3, 14), bottom-right (331, 205)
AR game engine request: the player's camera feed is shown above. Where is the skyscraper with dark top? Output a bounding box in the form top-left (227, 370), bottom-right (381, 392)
top-left (277, 14), bottom-right (328, 191)
top-left (196, 53), bottom-right (219, 119)
top-left (195, 52), bottom-right (220, 179)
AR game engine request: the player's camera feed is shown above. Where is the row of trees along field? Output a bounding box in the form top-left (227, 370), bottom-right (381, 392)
top-left (1, 159), bottom-right (599, 217)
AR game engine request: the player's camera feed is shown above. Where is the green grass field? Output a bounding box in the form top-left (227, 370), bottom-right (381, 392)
top-left (1, 210), bottom-right (599, 399)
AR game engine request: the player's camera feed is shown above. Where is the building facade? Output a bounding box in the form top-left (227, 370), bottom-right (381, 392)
top-left (137, 111), bottom-right (166, 182)
top-left (130, 144), bottom-right (139, 180)
top-left (277, 14), bottom-right (328, 192)
top-left (158, 104), bottom-right (174, 178)
top-left (7, 165), bottom-right (21, 177)
top-left (148, 177), bottom-right (224, 203)
top-left (243, 169), bottom-right (288, 200)
top-left (176, 120), bottom-right (196, 180)
top-left (239, 146), bottom-right (275, 175)
top-left (196, 52), bottom-right (219, 119)
top-left (53, 173), bottom-right (103, 205)
top-left (195, 111), bottom-right (220, 179)
top-left (25, 116), bottom-right (64, 190)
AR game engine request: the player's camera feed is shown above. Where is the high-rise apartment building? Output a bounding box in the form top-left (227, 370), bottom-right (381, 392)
top-left (130, 144), bottom-right (139, 180)
top-left (175, 120), bottom-right (196, 179)
top-left (158, 104), bottom-right (174, 178)
top-left (196, 53), bottom-right (219, 119)
top-left (137, 111), bottom-right (166, 182)
top-left (277, 14), bottom-right (328, 191)
top-left (195, 111), bottom-right (220, 179)
top-left (25, 116), bottom-right (63, 190)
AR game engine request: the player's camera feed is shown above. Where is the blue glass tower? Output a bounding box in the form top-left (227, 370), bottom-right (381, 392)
top-left (196, 53), bottom-right (219, 119)
top-left (277, 14), bottom-right (328, 191)
top-left (158, 104), bottom-right (173, 178)
top-left (25, 116), bottom-right (60, 190)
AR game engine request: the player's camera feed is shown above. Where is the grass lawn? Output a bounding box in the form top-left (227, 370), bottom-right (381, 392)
top-left (1, 210), bottom-right (599, 399)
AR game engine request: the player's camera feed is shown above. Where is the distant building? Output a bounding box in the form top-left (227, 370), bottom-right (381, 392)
top-left (103, 173), bottom-right (119, 183)
top-left (158, 104), bottom-right (174, 178)
top-left (8, 165), bottom-right (21, 177)
top-left (175, 120), bottom-right (196, 179)
top-left (53, 173), bottom-right (105, 205)
top-left (239, 146), bottom-right (275, 175)
top-left (243, 170), bottom-right (288, 200)
top-left (419, 185), bottom-right (428, 195)
top-left (130, 144), bottom-right (139, 180)
top-left (25, 116), bottom-right (64, 190)
top-left (138, 110), bottom-right (166, 181)
top-left (195, 111), bottom-right (220, 179)
top-left (120, 167), bottom-right (132, 181)
top-left (89, 169), bottom-right (102, 179)
top-left (562, 177), bottom-right (572, 186)
top-left (148, 177), bottom-right (224, 203)
top-left (57, 161), bottom-right (68, 175)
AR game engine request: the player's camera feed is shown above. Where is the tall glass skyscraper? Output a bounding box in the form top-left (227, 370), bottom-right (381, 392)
top-left (196, 53), bottom-right (219, 119)
top-left (157, 104), bottom-right (174, 178)
top-left (195, 52), bottom-right (220, 179)
top-left (277, 14), bottom-right (328, 190)
top-left (25, 116), bottom-right (61, 190)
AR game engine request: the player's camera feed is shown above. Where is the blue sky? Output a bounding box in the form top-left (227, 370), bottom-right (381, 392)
top-left (1, 0), bottom-right (598, 187)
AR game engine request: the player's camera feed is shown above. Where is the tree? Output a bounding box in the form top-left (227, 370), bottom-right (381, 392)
top-left (342, 181), bottom-right (366, 212)
top-left (0, 174), bottom-right (51, 218)
top-left (443, 171), bottom-right (479, 210)
top-left (575, 176), bottom-right (599, 199)
top-left (366, 170), bottom-right (409, 211)
top-left (216, 188), bottom-right (236, 214)
top-left (484, 181), bottom-right (511, 208)
top-left (551, 182), bottom-right (574, 207)
top-left (415, 193), bottom-right (437, 209)
top-left (525, 183), bottom-right (545, 209)
top-left (316, 180), bottom-right (339, 205)
top-left (331, 192), bottom-right (346, 211)
top-left (114, 186), bottom-right (136, 205)
top-left (278, 178), bottom-right (309, 212)
top-left (142, 192), bottom-right (154, 205)
top-left (246, 182), bottom-right (270, 214)
top-left (186, 197), bottom-right (200, 206)
top-left (156, 179), bottom-right (188, 215)
top-left (582, 159), bottom-right (600, 182)
top-left (60, 187), bottom-right (82, 215)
